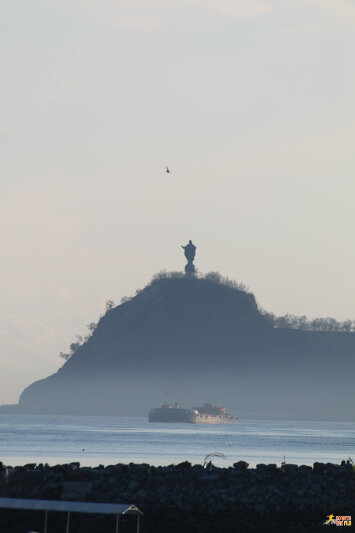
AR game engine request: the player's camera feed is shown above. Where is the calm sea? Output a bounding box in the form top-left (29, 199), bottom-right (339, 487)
top-left (0, 415), bottom-right (354, 468)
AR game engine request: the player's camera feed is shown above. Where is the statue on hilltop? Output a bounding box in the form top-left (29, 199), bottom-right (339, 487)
top-left (181, 240), bottom-right (196, 275)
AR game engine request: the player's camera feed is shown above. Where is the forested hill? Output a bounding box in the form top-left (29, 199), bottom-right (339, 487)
top-left (4, 272), bottom-right (355, 420)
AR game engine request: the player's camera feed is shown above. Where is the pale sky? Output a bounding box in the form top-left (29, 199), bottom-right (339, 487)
top-left (1, 0), bottom-right (355, 404)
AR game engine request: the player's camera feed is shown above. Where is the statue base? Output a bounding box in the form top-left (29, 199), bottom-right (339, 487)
top-left (185, 262), bottom-right (195, 275)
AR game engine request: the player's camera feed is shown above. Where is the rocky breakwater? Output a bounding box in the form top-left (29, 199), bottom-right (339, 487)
top-left (0, 460), bottom-right (354, 532)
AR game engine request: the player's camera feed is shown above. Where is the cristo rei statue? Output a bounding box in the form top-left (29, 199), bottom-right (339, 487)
top-left (181, 240), bottom-right (196, 275)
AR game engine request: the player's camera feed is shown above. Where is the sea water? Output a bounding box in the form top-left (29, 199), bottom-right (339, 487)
top-left (0, 415), bottom-right (354, 468)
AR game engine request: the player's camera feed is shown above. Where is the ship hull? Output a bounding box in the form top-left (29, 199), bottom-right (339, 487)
top-left (148, 408), bottom-right (195, 423)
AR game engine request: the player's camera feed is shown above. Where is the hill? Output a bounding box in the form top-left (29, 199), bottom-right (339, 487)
top-left (3, 273), bottom-right (355, 420)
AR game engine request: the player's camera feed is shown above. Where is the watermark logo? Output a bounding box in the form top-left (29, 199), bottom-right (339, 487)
top-left (323, 515), bottom-right (351, 526)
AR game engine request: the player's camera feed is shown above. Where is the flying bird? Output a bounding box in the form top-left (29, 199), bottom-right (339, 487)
top-left (166, 166), bottom-right (171, 173)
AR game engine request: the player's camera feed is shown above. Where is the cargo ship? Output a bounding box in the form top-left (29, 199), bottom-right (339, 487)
top-left (148, 403), bottom-right (237, 424)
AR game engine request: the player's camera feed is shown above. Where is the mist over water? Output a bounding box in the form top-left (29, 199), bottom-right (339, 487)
top-left (0, 415), bottom-right (354, 468)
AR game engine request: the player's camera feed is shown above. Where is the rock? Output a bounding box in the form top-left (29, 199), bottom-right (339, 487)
top-left (256, 463), bottom-right (267, 470)
top-left (281, 464), bottom-right (298, 472)
top-left (176, 461), bottom-right (192, 469)
top-left (24, 463), bottom-right (37, 470)
top-left (313, 462), bottom-right (327, 473)
top-left (340, 463), bottom-right (354, 475)
top-left (136, 488), bottom-right (148, 500)
top-left (128, 480), bottom-right (139, 491)
top-left (233, 461), bottom-right (249, 471)
top-left (297, 465), bottom-right (312, 473)
top-left (2, 460), bottom-right (354, 533)
top-left (61, 481), bottom-right (93, 500)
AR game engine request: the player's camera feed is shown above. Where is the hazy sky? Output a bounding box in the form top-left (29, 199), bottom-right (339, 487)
top-left (1, 0), bottom-right (355, 404)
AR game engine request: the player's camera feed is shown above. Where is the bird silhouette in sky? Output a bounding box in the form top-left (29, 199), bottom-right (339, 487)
top-left (166, 166), bottom-right (171, 173)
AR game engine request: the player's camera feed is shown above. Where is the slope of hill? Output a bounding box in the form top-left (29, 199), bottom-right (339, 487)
top-left (4, 273), bottom-right (355, 420)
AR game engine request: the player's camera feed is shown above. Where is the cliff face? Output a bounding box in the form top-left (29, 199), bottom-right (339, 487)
top-left (12, 275), bottom-right (355, 419)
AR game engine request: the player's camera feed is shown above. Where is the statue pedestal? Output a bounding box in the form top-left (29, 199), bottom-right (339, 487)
top-left (185, 261), bottom-right (195, 275)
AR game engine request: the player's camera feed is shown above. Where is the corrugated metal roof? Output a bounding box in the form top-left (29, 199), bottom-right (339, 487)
top-left (0, 498), bottom-right (142, 515)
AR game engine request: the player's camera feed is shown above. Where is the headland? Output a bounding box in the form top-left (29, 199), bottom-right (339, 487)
top-left (2, 271), bottom-right (355, 420)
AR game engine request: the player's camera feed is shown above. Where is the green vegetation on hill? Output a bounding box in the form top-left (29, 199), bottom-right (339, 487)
top-left (59, 271), bottom-right (355, 363)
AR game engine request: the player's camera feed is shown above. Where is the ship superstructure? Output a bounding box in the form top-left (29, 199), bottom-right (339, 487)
top-left (192, 403), bottom-right (237, 424)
